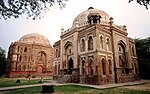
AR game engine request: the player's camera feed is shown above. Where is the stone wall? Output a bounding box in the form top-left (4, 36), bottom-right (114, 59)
top-left (98, 75), bottom-right (114, 85)
top-left (8, 71), bottom-right (52, 78)
top-left (53, 74), bottom-right (79, 83)
top-left (80, 75), bottom-right (99, 85)
top-left (117, 74), bottom-right (140, 83)
top-left (116, 68), bottom-right (140, 83)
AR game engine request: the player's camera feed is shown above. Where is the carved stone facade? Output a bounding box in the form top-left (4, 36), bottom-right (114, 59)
top-left (53, 7), bottom-right (139, 85)
top-left (6, 33), bottom-right (53, 78)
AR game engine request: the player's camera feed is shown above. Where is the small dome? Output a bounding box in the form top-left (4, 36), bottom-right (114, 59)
top-left (19, 33), bottom-right (50, 45)
top-left (72, 7), bottom-right (110, 28)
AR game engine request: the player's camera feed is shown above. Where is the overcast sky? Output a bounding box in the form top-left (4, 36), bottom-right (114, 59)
top-left (0, 0), bottom-right (150, 53)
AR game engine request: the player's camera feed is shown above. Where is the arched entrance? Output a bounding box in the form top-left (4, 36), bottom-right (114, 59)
top-left (82, 60), bottom-right (85, 75)
top-left (37, 65), bottom-right (43, 74)
top-left (68, 58), bottom-right (73, 74)
top-left (88, 59), bottom-right (93, 75)
top-left (36, 51), bottom-right (46, 75)
top-left (64, 41), bottom-right (74, 74)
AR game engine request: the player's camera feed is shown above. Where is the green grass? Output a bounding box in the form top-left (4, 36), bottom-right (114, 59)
top-left (0, 85), bottom-right (150, 94)
top-left (0, 78), bottom-right (150, 94)
top-left (0, 86), bottom-right (41, 94)
top-left (0, 78), bottom-right (51, 87)
top-left (55, 85), bottom-right (96, 93)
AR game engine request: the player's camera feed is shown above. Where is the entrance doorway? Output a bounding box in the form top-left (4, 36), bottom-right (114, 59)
top-left (68, 58), bottom-right (73, 74)
top-left (37, 65), bottom-right (43, 74)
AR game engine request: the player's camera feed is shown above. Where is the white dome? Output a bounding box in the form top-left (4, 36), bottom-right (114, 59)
top-left (72, 7), bottom-right (110, 28)
top-left (19, 33), bottom-right (50, 45)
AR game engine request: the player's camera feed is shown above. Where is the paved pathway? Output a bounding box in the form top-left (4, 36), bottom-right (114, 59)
top-left (0, 80), bottom-right (149, 91)
top-left (74, 80), bottom-right (150, 89)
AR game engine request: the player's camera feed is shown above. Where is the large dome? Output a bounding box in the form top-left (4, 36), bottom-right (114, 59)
top-left (19, 33), bottom-right (50, 45)
top-left (72, 7), bottom-right (110, 28)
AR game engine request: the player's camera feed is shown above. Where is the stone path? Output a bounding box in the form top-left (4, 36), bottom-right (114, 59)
top-left (0, 80), bottom-right (149, 91)
top-left (69, 80), bottom-right (150, 89)
top-left (119, 81), bottom-right (150, 91)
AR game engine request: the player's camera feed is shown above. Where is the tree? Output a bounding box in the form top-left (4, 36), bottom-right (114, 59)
top-left (0, 0), bottom-right (149, 20)
top-left (0, 47), bottom-right (6, 77)
top-left (129, 0), bottom-right (150, 9)
top-left (135, 37), bottom-right (150, 59)
top-left (0, 0), bottom-right (67, 19)
top-left (135, 37), bottom-right (150, 79)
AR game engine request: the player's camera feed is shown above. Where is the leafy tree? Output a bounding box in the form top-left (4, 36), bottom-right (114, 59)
top-left (129, 0), bottom-right (150, 9)
top-left (135, 37), bottom-right (150, 79)
top-left (0, 0), bottom-right (149, 20)
top-left (0, 0), bottom-right (67, 19)
top-left (0, 47), bottom-right (6, 77)
top-left (135, 38), bottom-right (150, 59)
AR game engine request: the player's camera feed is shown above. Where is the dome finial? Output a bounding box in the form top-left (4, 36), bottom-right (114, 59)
top-left (88, 7), bottom-right (94, 10)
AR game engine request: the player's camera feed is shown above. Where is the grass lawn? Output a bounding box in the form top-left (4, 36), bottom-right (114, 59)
top-left (0, 85), bottom-right (150, 94)
top-left (0, 78), bottom-right (51, 87)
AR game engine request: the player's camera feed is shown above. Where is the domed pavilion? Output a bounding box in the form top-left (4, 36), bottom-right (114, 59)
top-left (6, 33), bottom-right (53, 78)
top-left (53, 7), bottom-right (139, 84)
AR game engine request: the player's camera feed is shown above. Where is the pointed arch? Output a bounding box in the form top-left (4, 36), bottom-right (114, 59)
top-left (88, 36), bottom-right (93, 50)
top-left (118, 42), bottom-right (126, 67)
top-left (64, 41), bottom-right (73, 55)
top-left (106, 37), bottom-right (111, 51)
top-left (55, 49), bottom-right (60, 58)
top-left (37, 51), bottom-right (47, 64)
top-left (80, 39), bottom-right (85, 52)
top-left (118, 40), bottom-right (127, 74)
top-left (100, 35), bottom-right (104, 49)
top-left (38, 51), bottom-right (47, 57)
top-left (118, 40), bottom-right (126, 50)
top-left (101, 58), bottom-right (106, 75)
top-left (81, 60), bottom-right (85, 75)
top-left (64, 41), bottom-right (73, 49)
top-left (88, 59), bottom-right (94, 75)
top-left (108, 59), bottom-right (112, 74)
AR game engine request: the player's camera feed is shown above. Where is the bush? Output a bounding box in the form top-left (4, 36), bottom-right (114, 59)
top-left (138, 59), bottom-right (150, 79)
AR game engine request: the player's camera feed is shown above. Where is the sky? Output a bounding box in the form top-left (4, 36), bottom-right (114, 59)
top-left (0, 0), bottom-right (150, 53)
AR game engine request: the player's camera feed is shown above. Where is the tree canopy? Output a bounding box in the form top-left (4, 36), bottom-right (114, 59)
top-left (0, 0), bottom-right (149, 19)
top-left (135, 37), bottom-right (150, 59)
top-left (135, 37), bottom-right (150, 79)
top-left (0, 47), bottom-right (6, 77)
top-left (129, 0), bottom-right (150, 9)
top-left (0, 0), bottom-right (67, 19)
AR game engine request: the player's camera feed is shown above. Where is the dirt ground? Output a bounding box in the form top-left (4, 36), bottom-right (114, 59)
top-left (119, 82), bottom-right (150, 91)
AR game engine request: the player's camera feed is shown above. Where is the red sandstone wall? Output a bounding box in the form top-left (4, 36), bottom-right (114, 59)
top-left (7, 71), bottom-right (52, 78)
